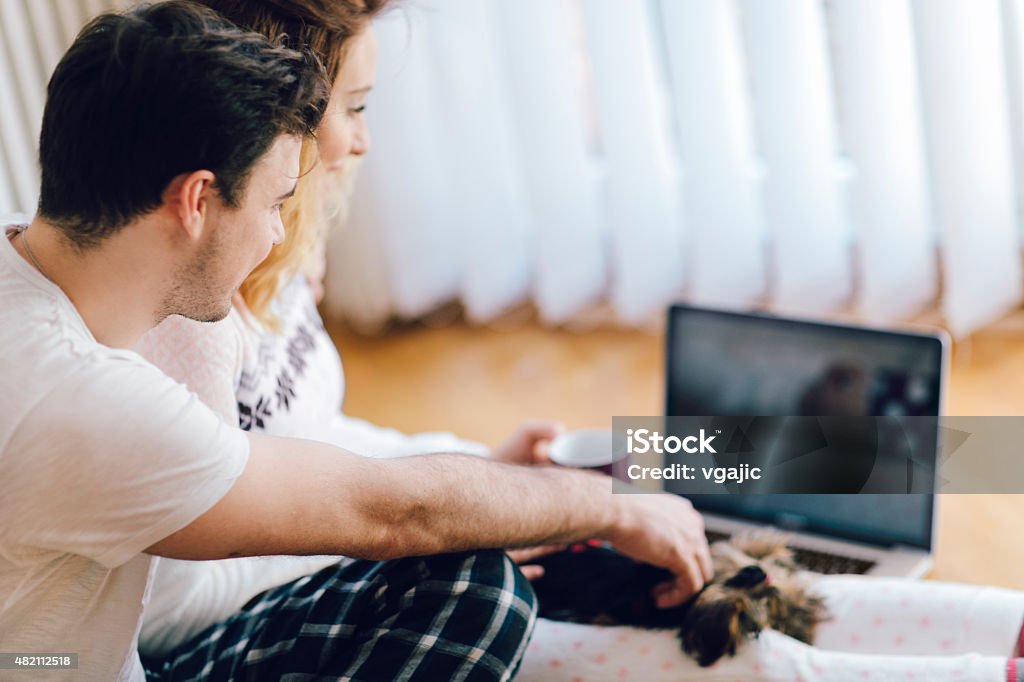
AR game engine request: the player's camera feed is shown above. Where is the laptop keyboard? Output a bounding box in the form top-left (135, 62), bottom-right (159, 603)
top-left (705, 530), bottom-right (876, 575)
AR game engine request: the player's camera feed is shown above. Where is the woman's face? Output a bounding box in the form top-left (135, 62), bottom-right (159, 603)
top-left (318, 28), bottom-right (378, 171)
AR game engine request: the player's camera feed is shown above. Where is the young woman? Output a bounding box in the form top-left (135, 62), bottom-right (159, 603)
top-left (136, 2), bottom-right (1024, 680)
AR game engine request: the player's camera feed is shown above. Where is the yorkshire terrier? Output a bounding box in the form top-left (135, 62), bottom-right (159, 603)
top-left (529, 532), bottom-right (828, 667)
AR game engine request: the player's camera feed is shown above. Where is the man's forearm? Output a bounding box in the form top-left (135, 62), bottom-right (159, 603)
top-left (319, 451), bottom-right (623, 560)
top-left (147, 435), bottom-right (627, 562)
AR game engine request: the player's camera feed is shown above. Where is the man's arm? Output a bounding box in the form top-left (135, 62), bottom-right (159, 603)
top-left (146, 432), bottom-right (712, 605)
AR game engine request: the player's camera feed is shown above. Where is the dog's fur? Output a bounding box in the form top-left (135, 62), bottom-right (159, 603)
top-left (530, 532), bottom-right (828, 667)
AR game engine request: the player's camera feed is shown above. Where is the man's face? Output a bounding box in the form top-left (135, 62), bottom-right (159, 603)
top-left (166, 134), bottom-right (301, 322)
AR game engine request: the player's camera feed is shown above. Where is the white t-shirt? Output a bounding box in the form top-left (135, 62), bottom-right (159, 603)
top-left (0, 225), bottom-right (250, 681)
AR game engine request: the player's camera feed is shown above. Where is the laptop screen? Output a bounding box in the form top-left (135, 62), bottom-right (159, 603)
top-left (664, 305), bottom-right (945, 550)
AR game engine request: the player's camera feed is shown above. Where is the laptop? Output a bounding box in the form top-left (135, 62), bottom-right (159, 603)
top-left (663, 304), bottom-right (950, 578)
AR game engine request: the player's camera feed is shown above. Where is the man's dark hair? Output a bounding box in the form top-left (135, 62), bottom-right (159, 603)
top-left (37, 1), bottom-right (329, 248)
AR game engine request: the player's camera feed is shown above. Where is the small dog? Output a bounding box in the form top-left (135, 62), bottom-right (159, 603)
top-left (530, 532), bottom-right (828, 667)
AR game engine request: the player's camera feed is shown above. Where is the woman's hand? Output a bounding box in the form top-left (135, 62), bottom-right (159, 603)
top-left (491, 420), bottom-right (565, 466)
top-left (507, 544), bottom-right (566, 580)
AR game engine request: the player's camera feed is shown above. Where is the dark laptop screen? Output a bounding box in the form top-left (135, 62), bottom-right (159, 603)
top-left (665, 305), bottom-right (945, 550)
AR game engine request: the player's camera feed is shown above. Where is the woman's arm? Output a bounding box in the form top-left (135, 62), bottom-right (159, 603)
top-left (317, 413), bottom-right (491, 458)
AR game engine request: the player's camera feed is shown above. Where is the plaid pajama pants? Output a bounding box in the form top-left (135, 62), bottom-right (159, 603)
top-left (141, 549), bottom-right (537, 681)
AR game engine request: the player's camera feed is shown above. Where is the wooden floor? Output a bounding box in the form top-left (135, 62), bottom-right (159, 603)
top-left (326, 315), bottom-right (1024, 590)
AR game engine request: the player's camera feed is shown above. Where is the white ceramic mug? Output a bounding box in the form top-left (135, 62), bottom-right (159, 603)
top-left (548, 429), bottom-right (629, 475)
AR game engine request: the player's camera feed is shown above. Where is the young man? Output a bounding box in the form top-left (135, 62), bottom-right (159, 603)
top-left (0, 3), bottom-right (711, 681)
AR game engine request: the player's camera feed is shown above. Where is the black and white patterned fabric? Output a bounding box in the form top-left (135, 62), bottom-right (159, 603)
top-left (235, 275), bottom-right (344, 436)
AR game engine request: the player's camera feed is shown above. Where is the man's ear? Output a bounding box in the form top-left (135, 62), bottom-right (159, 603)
top-left (164, 170), bottom-right (216, 241)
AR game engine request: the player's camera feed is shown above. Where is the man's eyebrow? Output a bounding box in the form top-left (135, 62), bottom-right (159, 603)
top-left (275, 182), bottom-right (298, 203)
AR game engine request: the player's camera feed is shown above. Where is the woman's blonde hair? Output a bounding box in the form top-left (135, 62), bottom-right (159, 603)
top-left (193, 0), bottom-right (389, 329)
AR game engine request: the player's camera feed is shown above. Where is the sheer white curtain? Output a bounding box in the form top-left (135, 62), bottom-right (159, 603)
top-left (1, 1), bottom-right (1022, 337)
top-left (914, 0), bottom-right (1023, 336)
top-left (660, 0), bottom-right (766, 311)
top-left (829, 0), bottom-right (936, 321)
top-left (323, 0), bottom-right (1024, 337)
top-left (0, 0), bottom-right (125, 216)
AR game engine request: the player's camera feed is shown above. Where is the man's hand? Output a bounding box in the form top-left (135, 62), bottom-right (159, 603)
top-left (605, 495), bottom-right (713, 608)
top-left (491, 420), bottom-right (564, 466)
